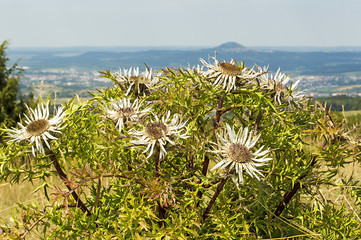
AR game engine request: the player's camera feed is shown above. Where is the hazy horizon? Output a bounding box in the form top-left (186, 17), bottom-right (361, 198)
top-left (8, 44), bottom-right (361, 49)
top-left (7, 43), bottom-right (361, 53)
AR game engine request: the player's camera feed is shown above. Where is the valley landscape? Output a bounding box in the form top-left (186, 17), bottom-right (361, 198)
top-left (8, 42), bottom-right (361, 104)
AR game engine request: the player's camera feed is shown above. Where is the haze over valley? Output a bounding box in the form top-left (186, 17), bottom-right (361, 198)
top-left (8, 42), bottom-right (361, 100)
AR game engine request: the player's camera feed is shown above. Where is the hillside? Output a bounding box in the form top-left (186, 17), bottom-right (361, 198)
top-left (8, 42), bottom-right (361, 75)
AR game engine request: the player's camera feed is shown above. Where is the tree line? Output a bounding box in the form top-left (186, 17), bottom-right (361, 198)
top-left (312, 95), bottom-right (361, 111)
top-left (0, 41), bottom-right (36, 142)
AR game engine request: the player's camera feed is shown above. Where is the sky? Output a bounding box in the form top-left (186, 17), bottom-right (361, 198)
top-left (1, 0), bottom-right (361, 48)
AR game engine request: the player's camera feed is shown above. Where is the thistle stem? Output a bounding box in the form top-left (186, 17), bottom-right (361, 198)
top-left (196, 155), bottom-right (210, 207)
top-left (273, 155), bottom-right (318, 218)
top-left (202, 177), bottom-right (228, 221)
top-left (157, 201), bottom-right (167, 227)
top-left (198, 93), bottom-right (225, 207)
top-left (48, 150), bottom-right (92, 216)
top-left (123, 123), bottom-right (133, 171)
top-left (154, 151), bottom-right (160, 178)
top-left (153, 149), bottom-right (166, 227)
top-left (213, 94), bottom-right (226, 128)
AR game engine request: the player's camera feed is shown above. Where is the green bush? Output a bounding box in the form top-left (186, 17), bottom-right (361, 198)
top-left (1, 59), bottom-right (361, 239)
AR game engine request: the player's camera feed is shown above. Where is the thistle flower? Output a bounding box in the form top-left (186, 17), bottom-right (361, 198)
top-left (186, 64), bottom-right (204, 74)
top-left (112, 67), bottom-right (159, 95)
top-left (102, 97), bottom-right (151, 131)
top-left (131, 111), bottom-right (188, 160)
top-left (6, 102), bottom-right (67, 156)
top-left (259, 68), bottom-right (305, 105)
top-left (211, 124), bottom-right (272, 185)
top-left (200, 57), bottom-right (260, 92)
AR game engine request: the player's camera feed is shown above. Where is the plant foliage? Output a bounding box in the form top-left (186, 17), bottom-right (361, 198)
top-left (1, 58), bottom-right (361, 239)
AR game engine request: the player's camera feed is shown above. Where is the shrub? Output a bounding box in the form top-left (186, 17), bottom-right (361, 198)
top-left (1, 58), bottom-right (361, 239)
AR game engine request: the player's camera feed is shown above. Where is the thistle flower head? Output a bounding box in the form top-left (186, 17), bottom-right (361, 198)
top-left (186, 64), bottom-right (204, 74)
top-left (259, 68), bottom-right (305, 105)
top-left (144, 122), bottom-right (169, 140)
top-left (200, 57), bottom-right (261, 92)
top-left (211, 124), bottom-right (272, 185)
top-left (131, 111), bottom-right (189, 160)
top-left (6, 101), bottom-right (67, 156)
top-left (102, 97), bottom-right (151, 131)
top-left (112, 67), bottom-right (160, 95)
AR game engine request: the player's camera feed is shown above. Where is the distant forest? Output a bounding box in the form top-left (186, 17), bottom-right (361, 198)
top-left (312, 95), bottom-right (361, 111)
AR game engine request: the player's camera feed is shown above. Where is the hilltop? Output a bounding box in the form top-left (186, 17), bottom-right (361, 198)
top-left (212, 42), bottom-right (248, 52)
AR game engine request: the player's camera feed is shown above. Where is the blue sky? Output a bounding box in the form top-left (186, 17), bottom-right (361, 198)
top-left (1, 0), bottom-right (361, 47)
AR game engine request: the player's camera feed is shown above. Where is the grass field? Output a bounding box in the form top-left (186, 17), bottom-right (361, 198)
top-left (342, 109), bottom-right (361, 117)
top-left (0, 177), bottom-right (60, 224)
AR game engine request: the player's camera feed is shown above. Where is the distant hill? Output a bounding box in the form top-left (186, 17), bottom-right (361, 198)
top-left (8, 42), bottom-right (361, 75)
top-left (212, 42), bottom-right (248, 52)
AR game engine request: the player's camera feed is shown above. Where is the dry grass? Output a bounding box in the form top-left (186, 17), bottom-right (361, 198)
top-left (0, 176), bottom-right (70, 239)
top-left (0, 178), bottom-right (59, 222)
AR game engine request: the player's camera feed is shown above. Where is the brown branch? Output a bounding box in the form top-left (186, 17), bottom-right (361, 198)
top-left (189, 155), bottom-right (194, 171)
top-left (196, 155), bottom-right (210, 207)
top-left (73, 173), bottom-right (145, 188)
top-left (20, 215), bottom-right (46, 239)
top-left (202, 178), bottom-right (221, 188)
top-left (164, 158), bottom-right (182, 174)
top-left (254, 110), bottom-right (262, 130)
top-left (273, 155), bottom-right (318, 218)
top-left (157, 200), bottom-right (167, 228)
top-left (45, 204), bottom-right (80, 215)
top-left (201, 155), bottom-right (210, 177)
top-left (94, 178), bottom-right (101, 209)
top-left (202, 177), bottom-right (228, 221)
top-left (198, 94), bottom-right (226, 207)
top-left (259, 170), bottom-right (292, 180)
top-left (213, 94), bottom-right (225, 128)
top-left (152, 150), bottom-right (167, 227)
top-left (48, 150), bottom-right (92, 216)
top-left (218, 105), bottom-right (238, 115)
top-left (154, 154), bottom-right (161, 178)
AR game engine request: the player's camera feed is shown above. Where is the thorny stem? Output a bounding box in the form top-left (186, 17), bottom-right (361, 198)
top-left (273, 155), bottom-right (318, 218)
top-left (196, 155), bottom-right (210, 207)
top-left (48, 150), bottom-right (92, 216)
top-left (20, 214), bottom-right (46, 239)
top-left (254, 110), bottom-right (263, 130)
top-left (154, 151), bottom-right (161, 178)
top-left (122, 123), bottom-right (133, 171)
top-left (71, 173), bottom-right (146, 188)
top-left (198, 94), bottom-right (226, 206)
top-left (201, 155), bottom-right (210, 177)
top-left (273, 111), bottom-right (336, 217)
top-left (95, 178), bottom-right (101, 209)
top-left (213, 94), bottom-right (226, 128)
top-left (218, 105), bottom-right (238, 115)
top-left (157, 201), bottom-right (167, 228)
top-left (189, 155), bottom-right (194, 171)
top-left (126, 149), bottom-right (133, 171)
top-left (153, 149), bottom-right (167, 227)
top-left (202, 177), bottom-right (228, 221)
